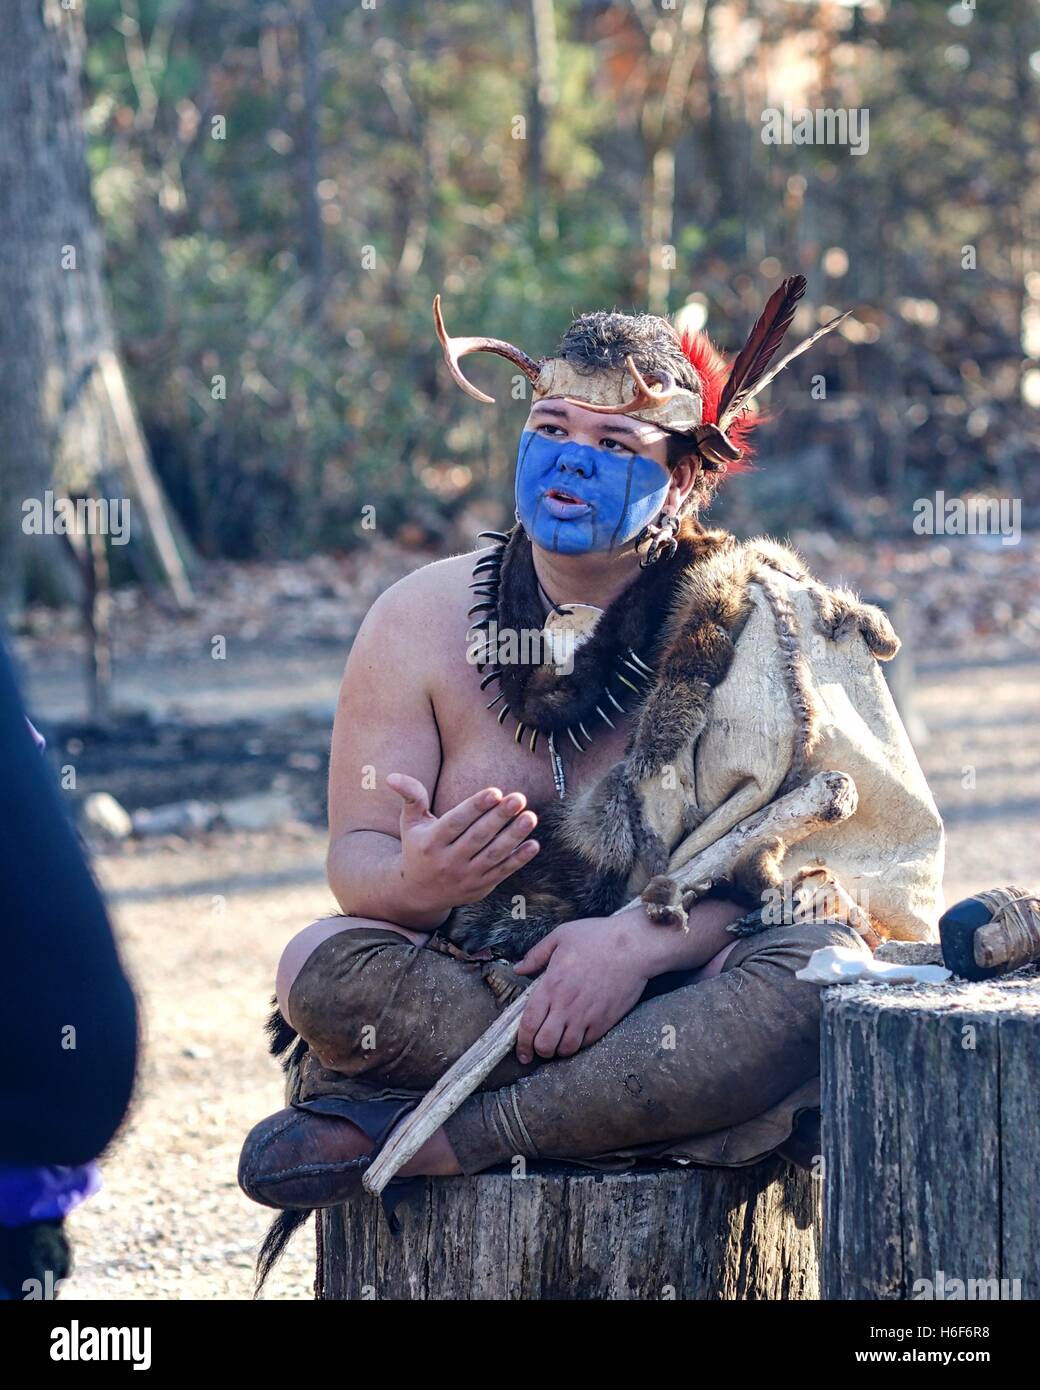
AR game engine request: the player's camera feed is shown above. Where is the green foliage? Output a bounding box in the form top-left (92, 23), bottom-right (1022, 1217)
top-left (82, 0), bottom-right (1040, 557)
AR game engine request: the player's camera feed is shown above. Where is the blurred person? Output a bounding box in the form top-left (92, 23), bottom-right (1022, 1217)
top-left (239, 279), bottom-right (943, 1282)
top-left (0, 641), bottom-right (137, 1298)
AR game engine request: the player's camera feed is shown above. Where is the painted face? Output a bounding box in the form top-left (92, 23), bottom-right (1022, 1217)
top-left (514, 427), bottom-right (671, 556)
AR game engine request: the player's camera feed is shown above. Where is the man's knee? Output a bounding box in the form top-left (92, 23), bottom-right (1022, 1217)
top-left (784, 918), bottom-right (864, 958)
top-left (275, 917), bottom-right (517, 1090)
top-left (724, 916), bottom-right (865, 982)
top-left (276, 915), bottom-right (415, 1032)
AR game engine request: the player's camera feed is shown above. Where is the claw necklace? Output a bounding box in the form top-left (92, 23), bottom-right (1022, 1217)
top-left (469, 528), bottom-right (658, 799)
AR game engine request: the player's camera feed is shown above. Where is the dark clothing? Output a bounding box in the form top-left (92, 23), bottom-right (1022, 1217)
top-left (0, 641), bottom-right (137, 1168)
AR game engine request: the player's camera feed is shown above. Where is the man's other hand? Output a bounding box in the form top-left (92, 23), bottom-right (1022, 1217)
top-left (511, 918), bottom-right (649, 1064)
top-left (386, 774), bottom-right (540, 921)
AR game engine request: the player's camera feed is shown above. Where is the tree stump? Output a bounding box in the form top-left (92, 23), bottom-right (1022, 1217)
top-left (317, 1158), bottom-right (820, 1300)
top-left (821, 967), bottom-right (1040, 1300)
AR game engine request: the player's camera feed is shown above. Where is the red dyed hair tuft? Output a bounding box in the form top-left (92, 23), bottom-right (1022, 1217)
top-left (679, 329), bottom-right (759, 469)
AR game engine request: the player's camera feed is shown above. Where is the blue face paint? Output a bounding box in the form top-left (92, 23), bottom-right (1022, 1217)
top-left (514, 429), bottom-right (670, 556)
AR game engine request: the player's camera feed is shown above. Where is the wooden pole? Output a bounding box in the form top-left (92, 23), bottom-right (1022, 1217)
top-left (97, 350), bottom-right (194, 612)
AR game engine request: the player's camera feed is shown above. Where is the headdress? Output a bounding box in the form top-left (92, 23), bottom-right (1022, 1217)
top-left (434, 275), bottom-right (850, 475)
top-left (438, 277), bottom-right (851, 795)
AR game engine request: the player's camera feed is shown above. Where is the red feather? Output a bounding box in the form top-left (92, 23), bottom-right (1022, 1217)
top-left (678, 328), bottom-right (758, 469)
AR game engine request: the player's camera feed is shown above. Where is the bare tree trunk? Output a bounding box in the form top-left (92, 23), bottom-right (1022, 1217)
top-left (701, 0), bottom-right (737, 241)
top-left (0, 1), bottom-right (192, 646)
top-left (527, 0), bottom-right (560, 244)
top-left (297, 4), bottom-right (326, 320)
top-left (634, 0), bottom-right (705, 315)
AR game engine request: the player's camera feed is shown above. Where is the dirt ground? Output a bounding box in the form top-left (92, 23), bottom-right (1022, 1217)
top-left (12, 541), bottom-right (1039, 1302)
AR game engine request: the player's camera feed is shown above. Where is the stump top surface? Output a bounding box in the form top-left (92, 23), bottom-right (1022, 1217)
top-left (824, 965), bottom-right (1040, 1016)
top-left (457, 1156), bottom-right (777, 1183)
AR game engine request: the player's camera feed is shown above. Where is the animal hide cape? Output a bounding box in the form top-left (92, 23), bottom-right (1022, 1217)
top-left (447, 522), bottom-right (945, 960)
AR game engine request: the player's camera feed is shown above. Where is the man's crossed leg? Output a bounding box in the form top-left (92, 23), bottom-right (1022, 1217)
top-left (239, 914), bottom-right (857, 1208)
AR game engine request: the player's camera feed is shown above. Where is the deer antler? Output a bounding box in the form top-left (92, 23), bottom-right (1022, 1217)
top-left (433, 294), bottom-right (543, 404)
top-left (562, 355), bottom-right (682, 416)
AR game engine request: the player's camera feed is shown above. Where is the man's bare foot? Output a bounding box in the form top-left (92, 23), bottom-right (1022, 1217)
top-left (308, 1113), bottom-right (460, 1177)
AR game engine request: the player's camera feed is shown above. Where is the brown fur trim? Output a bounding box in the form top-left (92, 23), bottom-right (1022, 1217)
top-left (554, 538), bottom-right (759, 875)
top-left (555, 763), bottom-right (638, 875)
top-left (808, 584), bottom-right (900, 660)
top-left (555, 537), bottom-right (782, 874)
top-left (445, 807), bottom-right (630, 960)
top-left (752, 566), bottom-right (820, 797)
top-left (641, 873), bottom-right (691, 929)
top-left (746, 536), bottom-right (811, 584)
top-left (747, 534), bottom-right (901, 662)
top-left (631, 815), bottom-right (672, 880)
top-left (729, 835), bottom-right (788, 907)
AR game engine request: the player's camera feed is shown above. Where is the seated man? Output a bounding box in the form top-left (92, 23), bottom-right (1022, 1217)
top-left (238, 279), bottom-right (944, 1259)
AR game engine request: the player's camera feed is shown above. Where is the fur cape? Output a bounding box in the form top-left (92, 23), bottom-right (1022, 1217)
top-left (448, 529), bottom-right (945, 959)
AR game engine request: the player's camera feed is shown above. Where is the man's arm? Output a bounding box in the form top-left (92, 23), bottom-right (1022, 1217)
top-left (325, 578), bottom-right (441, 927)
top-left (510, 897), bottom-right (745, 1063)
top-left (326, 572), bottom-right (540, 931)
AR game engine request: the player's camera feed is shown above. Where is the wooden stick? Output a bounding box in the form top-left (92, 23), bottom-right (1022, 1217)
top-left (973, 887), bottom-right (1040, 970)
top-left (625, 769), bottom-right (859, 912)
top-left (98, 348), bottom-right (195, 611)
top-left (363, 769), bottom-right (857, 1196)
top-left (363, 992), bottom-right (528, 1196)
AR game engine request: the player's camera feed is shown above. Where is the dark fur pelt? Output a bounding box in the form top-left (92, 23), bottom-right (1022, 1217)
top-left (446, 804), bottom-right (631, 958)
top-left (492, 519), bottom-right (732, 736)
top-left (253, 1000), bottom-right (310, 1296)
top-left (0, 1220), bottom-right (71, 1299)
top-left (448, 533), bottom-right (899, 962)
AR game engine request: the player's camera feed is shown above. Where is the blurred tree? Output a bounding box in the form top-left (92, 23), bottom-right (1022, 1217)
top-left (0, 0), bottom-right (192, 718)
top-left (527, 0), bottom-right (561, 245)
top-left (51, 0), bottom-right (1038, 565)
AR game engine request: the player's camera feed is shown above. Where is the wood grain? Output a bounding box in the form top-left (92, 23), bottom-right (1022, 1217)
top-left (821, 965), bottom-right (1040, 1300)
top-left (322, 1159), bottom-right (820, 1300)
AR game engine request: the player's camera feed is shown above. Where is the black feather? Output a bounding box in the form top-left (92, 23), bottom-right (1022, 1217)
top-left (720, 309), bottom-right (852, 431)
top-left (717, 275), bottom-right (806, 427)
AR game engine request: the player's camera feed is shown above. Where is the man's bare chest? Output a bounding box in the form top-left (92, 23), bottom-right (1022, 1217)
top-left (430, 659), bottom-right (633, 816)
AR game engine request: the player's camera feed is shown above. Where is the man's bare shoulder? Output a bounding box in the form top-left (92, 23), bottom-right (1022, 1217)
top-left (353, 546), bottom-right (491, 667)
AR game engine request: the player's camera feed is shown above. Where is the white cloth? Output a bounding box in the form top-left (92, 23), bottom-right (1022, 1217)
top-left (795, 943), bottom-right (952, 986)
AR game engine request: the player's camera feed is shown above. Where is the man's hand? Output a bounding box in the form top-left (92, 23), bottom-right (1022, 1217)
top-left (511, 918), bottom-right (650, 1065)
top-left (386, 774), bottom-right (540, 925)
